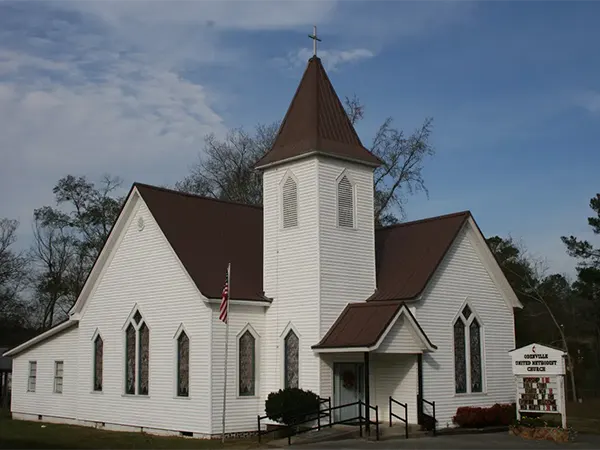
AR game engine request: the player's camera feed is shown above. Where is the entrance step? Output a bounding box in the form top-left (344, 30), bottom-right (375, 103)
top-left (266, 425), bottom-right (359, 447)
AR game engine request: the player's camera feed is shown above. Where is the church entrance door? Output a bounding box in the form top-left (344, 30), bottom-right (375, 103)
top-left (333, 362), bottom-right (364, 423)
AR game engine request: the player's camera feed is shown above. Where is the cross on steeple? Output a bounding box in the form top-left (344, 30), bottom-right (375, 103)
top-left (308, 25), bottom-right (321, 57)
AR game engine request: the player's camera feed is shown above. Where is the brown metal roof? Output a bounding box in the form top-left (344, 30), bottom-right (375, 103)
top-left (313, 302), bottom-right (402, 349)
top-left (135, 183), bottom-right (470, 305)
top-left (370, 211), bottom-right (470, 301)
top-left (135, 184), bottom-right (266, 302)
top-left (313, 301), bottom-right (437, 350)
top-left (254, 56), bottom-right (381, 169)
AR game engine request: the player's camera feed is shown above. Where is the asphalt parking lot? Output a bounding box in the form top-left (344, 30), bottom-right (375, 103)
top-left (294, 431), bottom-right (600, 449)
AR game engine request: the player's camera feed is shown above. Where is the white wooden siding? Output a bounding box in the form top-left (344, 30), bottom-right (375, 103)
top-left (375, 317), bottom-right (423, 354)
top-left (318, 159), bottom-right (376, 337)
top-left (11, 327), bottom-right (79, 419)
top-left (262, 159), bottom-right (321, 405)
top-left (372, 354), bottom-right (418, 424)
top-left (416, 223), bottom-right (516, 428)
top-left (74, 196), bottom-right (212, 434)
top-left (210, 304), bottom-right (266, 433)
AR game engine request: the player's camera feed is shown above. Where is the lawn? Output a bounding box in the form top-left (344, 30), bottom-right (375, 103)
top-left (0, 412), bottom-right (261, 449)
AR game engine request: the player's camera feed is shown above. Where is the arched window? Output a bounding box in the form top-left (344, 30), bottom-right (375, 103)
top-left (124, 309), bottom-right (150, 395)
top-left (93, 334), bottom-right (103, 392)
top-left (177, 331), bottom-right (189, 397)
top-left (239, 330), bottom-right (256, 396)
top-left (454, 304), bottom-right (483, 394)
top-left (337, 175), bottom-right (354, 228)
top-left (282, 175), bottom-right (298, 228)
top-left (284, 329), bottom-right (299, 389)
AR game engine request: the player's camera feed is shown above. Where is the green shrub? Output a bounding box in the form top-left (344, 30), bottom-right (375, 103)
top-left (265, 388), bottom-right (321, 426)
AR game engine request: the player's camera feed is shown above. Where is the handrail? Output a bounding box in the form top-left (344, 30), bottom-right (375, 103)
top-left (257, 399), bottom-right (380, 445)
top-left (389, 396), bottom-right (408, 439)
top-left (417, 394), bottom-right (436, 437)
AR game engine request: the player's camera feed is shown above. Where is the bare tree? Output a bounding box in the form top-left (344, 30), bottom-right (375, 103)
top-left (176, 124), bottom-right (279, 205)
top-left (178, 97), bottom-right (434, 227)
top-left (29, 175), bottom-right (124, 329)
top-left (0, 218), bottom-right (29, 323)
top-left (494, 237), bottom-right (578, 401)
top-left (343, 96), bottom-right (434, 225)
top-left (30, 215), bottom-right (77, 329)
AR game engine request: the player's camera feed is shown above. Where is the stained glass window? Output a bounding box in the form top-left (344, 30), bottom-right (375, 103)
top-left (284, 330), bottom-right (299, 389)
top-left (239, 331), bottom-right (255, 396)
top-left (125, 324), bottom-right (136, 394)
top-left (133, 310), bottom-right (142, 324)
top-left (462, 304), bottom-right (472, 319)
top-left (470, 319), bottom-right (482, 393)
top-left (177, 331), bottom-right (189, 397)
top-left (454, 319), bottom-right (466, 394)
top-left (138, 322), bottom-right (149, 395)
top-left (94, 335), bottom-right (103, 391)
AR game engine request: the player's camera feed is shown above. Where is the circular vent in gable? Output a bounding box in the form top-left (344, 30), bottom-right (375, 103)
top-left (137, 216), bottom-right (145, 231)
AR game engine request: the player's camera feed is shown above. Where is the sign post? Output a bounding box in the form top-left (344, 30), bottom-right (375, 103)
top-left (509, 343), bottom-right (567, 429)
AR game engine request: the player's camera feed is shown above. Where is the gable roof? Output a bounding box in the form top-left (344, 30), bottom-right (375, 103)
top-left (312, 302), bottom-right (436, 351)
top-left (254, 56), bottom-right (381, 169)
top-left (3, 320), bottom-right (78, 358)
top-left (370, 211), bottom-right (470, 301)
top-left (134, 185), bottom-right (472, 304)
top-left (134, 184), bottom-right (266, 302)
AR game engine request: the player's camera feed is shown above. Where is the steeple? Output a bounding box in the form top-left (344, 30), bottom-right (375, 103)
top-left (254, 56), bottom-right (381, 169)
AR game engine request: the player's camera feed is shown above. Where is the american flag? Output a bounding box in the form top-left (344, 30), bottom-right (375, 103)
top-left (219, 264), bottom-right (230, 323)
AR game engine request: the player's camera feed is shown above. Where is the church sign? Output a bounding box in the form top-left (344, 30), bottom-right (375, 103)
top-left (509, 343), bottom-right (567, 428)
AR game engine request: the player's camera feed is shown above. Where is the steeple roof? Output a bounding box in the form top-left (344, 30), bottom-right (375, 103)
top-left (254, 56), bottom-right (381, 169)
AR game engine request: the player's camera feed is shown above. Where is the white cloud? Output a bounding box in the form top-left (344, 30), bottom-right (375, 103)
top-left (277, 47), bottom-right (375, 72)
top-left (0, 50), bottom-right (226, 231)
top-left (65, 0), bottom-right (337, 30)
top-left (0, 0), bottom-right (475, 249)
top-left (575, 90), bottom-right (600, 114)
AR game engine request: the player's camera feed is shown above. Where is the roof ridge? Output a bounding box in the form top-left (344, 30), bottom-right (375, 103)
top-left (133, 182), bottom-right (264, 210)
top-left (376, 210), bottom-right (471, 231)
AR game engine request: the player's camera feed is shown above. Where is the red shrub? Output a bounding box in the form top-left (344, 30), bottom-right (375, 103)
top-left (453, 403), bottom-right (516, 428)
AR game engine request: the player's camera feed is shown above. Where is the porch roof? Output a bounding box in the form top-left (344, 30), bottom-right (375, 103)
top-left (312, 302), bottom-right (437, 353)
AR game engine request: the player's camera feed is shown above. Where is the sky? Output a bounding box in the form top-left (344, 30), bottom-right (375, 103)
top-left (0, 0), bottom-right (599, 278)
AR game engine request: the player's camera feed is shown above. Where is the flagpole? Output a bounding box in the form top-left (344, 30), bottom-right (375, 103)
top-left (221, 263), bottom-right (231, 443)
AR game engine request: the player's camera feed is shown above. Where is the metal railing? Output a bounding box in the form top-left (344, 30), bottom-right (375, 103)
top-left (389, 396), bottom-right (408, 439)
top-left (418, 394), bottom-right (436, 436)
top-left (257, 399), bottom-right (380, 445)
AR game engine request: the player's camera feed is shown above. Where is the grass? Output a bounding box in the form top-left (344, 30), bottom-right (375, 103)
top-left (0, 411), bottom-right (261, 449)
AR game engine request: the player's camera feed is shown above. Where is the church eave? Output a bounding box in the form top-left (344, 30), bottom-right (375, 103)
top-left (254, 149), bottom-right (381, 171)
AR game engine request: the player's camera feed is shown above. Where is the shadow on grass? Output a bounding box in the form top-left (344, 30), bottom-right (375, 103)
top-left (0, 438), bottom-right (72, 449)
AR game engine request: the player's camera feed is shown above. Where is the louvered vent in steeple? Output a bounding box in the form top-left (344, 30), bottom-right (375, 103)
top-left (282, 176), bottom-right (298, 228)
top-left (337, 175), bottom-right (354, 228)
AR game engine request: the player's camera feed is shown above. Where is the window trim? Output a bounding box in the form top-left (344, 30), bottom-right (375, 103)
top-left (122, 306), bottom-right (150, 396)
top-left (280, 171), bottom-right (299, 230)
top-left (281, 323), bottom-right (300, 389)
top-left (335, 170), bottom-right (357, 230)
top-left (91, 329), bottom-right (103, 393)
top-left (452, 300), bottom-right (486, 395)
top-left (237, 324), bottom-right (259, 398)
top-left (173, 324), bottom-right (190, 398)
top-left (27, 361), bottom-right (37, 392)
top-left (54, 360), bottom-right (64, 394)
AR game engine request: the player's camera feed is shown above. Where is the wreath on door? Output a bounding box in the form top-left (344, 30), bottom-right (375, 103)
top-left (342, 370), bottom-right (356, 389)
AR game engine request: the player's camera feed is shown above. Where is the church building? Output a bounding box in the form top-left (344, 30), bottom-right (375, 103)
top-left (5, 54), bottom-right (522, 438)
